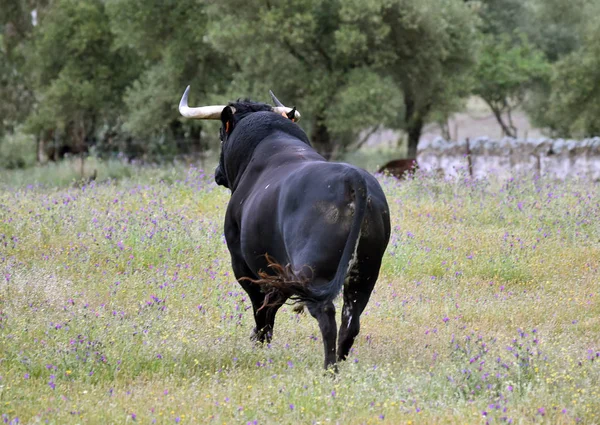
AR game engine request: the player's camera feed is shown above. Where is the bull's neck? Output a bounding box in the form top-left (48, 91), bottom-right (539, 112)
top-left (223, 113), bottom-right (313, 192)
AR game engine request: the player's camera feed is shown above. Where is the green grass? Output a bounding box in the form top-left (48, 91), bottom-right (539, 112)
top-left (0, 164), bottom-right (599, 424)
top-left (0, 157), bottom-right (219, 189)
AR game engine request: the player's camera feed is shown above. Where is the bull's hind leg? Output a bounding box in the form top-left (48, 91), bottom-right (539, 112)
top-left (337, 266), bottom-right (379, 362)
top-left (251, 291), bottom-right (288, 344)
top-left (307, 299), bottom-right (338, 370)
top-left (238, 279), bottom-right (287, 344)
top-left (232, 255), bottom-right (286, 344)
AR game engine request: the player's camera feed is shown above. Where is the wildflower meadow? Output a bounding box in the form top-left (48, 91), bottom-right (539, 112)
top-left (1, 165), bottom-right (599, 424)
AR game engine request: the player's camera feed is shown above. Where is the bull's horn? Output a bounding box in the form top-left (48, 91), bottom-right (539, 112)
top-left (179, 86), bottom-right (226, 119)
top-left (269, 90), bottom-right (301, 121)
top-left (269, 90), bottom-right (285, 107)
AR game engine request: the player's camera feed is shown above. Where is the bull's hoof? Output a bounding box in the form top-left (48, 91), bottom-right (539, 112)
top-left (250, 328), bottom-right (272, 345)
top-left (336, 353), bottom-right (349, 362)
top-left (249, 329), bottom-right (262, 343)
top-left (323, 363), bottom-right (339, 376)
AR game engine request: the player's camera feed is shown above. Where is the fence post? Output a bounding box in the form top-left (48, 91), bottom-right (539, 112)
top-left (466, 137), bottom-right (473, 177)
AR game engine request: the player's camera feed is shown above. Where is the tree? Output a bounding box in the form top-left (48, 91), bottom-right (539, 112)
top-left (106, 0), bottom-right (229, 158)
top-left (522, 0), bottom-right (600, 136)
top-left (543, 13), bottom-right (600, 137)
top-left (323, 68), bottom-right (403, 156)
top-left (476, 0), bottom-right (529, 39)
top-left (206, 0), bottom-right (404, 159)
top-left (0, 33), bottom-right (30, 137)
top-left (0, 0), bottom-right (42, 137)
top-left (26, 0), bottom-right (136, 159)
top-left (472, 34), bottom-right (550, 138)
top-left (339, 0), bottom-right (479, 156)
top-left (207, 0), bottom-right (479, 159)
top-left (525, 0), bottom-right (589, 62)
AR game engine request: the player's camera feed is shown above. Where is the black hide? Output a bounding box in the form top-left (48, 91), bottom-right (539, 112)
top-left (216, 105), bottom-right (390, 369)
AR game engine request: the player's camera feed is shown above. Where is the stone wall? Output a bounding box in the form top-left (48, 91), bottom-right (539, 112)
top-left (417, 137), bottom-right (600, 180)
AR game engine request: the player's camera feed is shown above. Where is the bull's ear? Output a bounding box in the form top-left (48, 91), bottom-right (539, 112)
top-left (220, 106), bottom-right (235, 135)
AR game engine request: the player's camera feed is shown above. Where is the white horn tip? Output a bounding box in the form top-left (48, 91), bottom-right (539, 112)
top-left (179, 85), bottom-right (192, 116)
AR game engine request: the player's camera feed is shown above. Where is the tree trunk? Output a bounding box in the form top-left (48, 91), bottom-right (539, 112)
top-left (404, 95), bottom-right (427, 159)
top-left (438, 119), bottom-right (451, 141)
top-left (192, 125), bottom-right (203, 153)
top-left (188, 124), bottom-right (205, 169)
top-left (505, 104), bottom-right (518, 138)
top-left (486, 100), bottom-right (517, 138)
top-left (37, 130), bottom-right (50, 164)
top-left (406, 121), bottom-right (423, 159)
top-left (311, 113), bottom-right (334, 160)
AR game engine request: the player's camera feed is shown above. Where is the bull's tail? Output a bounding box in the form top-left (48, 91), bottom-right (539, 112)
top-left (307, 168), bottom-right (367, 304)
top-left (245, 168), bottom-right (368, 307)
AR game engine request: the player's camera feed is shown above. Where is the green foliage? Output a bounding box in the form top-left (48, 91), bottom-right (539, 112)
top-left (474, 1), bottom-right (549, 138)
top-left (477, 0), bottom-right (529, 37)
top-left (525, 0), bottom-right (589, 62)
top-left (473, 33), bottom-right (550, 137)
top-left (2, 0), bottom-right (600, 168)
top-left (325, 69), bottom-right (403, 151)
top-left (206, 0), bottom-right (393, 157)
top-left (339, 0), bottom-right (480, 154)
top-left (0, 129), bottom-right (37, 169)
top-left (0, 36), bottom-right (25, 136)
top-left (520, 0), bottom-right (600, 136)
top-left (106, 0), bottom-right (227, 155)
top-left (543, 15), bottom-right (600, 137)
top-left (26, 0), bottom-right (135, 149)
top-left (474, 0), bottom-right (600, 139)
top-left (0, 0), bottom-right (38, 138)
top-left (208, 0), bottom-right (479, 157)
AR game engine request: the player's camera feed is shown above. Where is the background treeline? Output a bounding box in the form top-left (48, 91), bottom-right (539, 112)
top-left (1, 0), bottom-right (600, 169)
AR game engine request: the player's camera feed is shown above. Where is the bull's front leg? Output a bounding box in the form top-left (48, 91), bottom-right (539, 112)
top-left (307, 300), bottom-right (338, 370)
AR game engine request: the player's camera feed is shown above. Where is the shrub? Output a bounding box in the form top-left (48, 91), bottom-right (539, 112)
top-left (0, 131), bottom-right (37, 169)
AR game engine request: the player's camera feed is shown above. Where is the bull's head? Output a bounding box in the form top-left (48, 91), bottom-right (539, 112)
top-left (178, 86), bottom-right (301, 188)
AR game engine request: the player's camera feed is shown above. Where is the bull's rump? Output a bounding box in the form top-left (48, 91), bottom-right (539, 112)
top-left (239, 162), bottom-right (389, 283)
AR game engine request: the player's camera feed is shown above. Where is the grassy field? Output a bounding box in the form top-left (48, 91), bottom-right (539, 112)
top-left (0, 163), bottom-right (599, 424)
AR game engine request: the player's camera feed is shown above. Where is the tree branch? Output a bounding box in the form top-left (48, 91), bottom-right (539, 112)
top-left (281, 39), bottom-right (311, 68)
top-left (313, 40), bottom-right (334, 72)
top-left (485, 98), bottom-right (516, 138)
top-left (348, 125), bottom-right (382, 151)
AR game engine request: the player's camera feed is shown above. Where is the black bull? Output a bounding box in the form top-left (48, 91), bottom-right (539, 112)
top-left (215, 101), bottom-right (390, 369)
